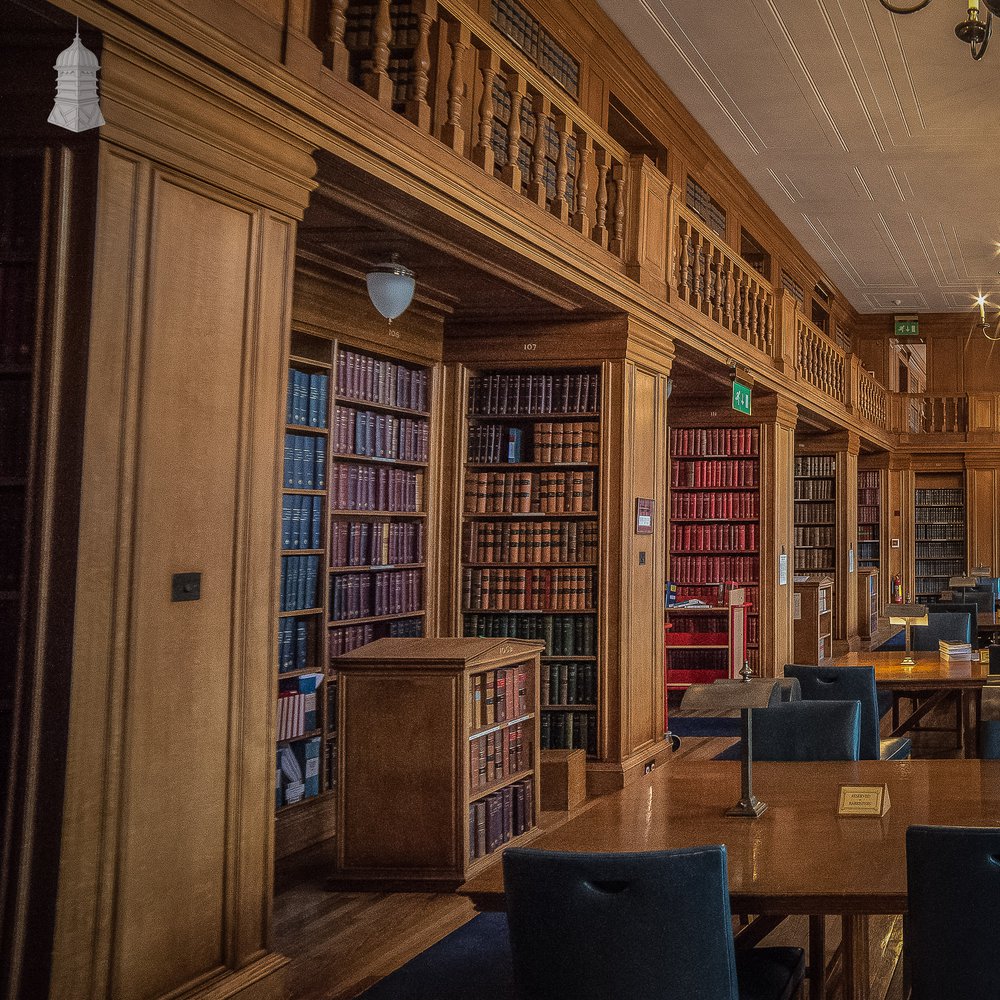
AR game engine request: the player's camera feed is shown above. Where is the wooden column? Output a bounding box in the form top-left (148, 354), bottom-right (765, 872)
top-left (965, 453), bottom-right (1000, 575)
top-left (756, 394), bottom-right (798, 677)
top-left (887, 453), bottom-right (916, 604)
top-left (45, 40), bottom-right (318, 1000)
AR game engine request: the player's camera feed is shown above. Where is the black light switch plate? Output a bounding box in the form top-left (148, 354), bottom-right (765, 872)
top-left (172, 572), bottom-right (201, 602)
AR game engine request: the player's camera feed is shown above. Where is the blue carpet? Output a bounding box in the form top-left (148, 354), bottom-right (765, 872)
top-left (356, 912), bottom-right (515, 999)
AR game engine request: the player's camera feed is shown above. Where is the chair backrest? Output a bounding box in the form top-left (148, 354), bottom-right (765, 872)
top-left (979, 720), bottom-right (1000, 758)
top-left (504, 846), bottom-right (739, 1000)
top-left (749, 701), bottom-right (860, 761)
top-left (928, 601), bottom-right (978, 620)
top-left (783, 664), bottom-right (879, 759)
top-left (990, 645), bottom-right (1000, 677)
top-left (906, 825), bottom-right (1000, 1000)
top-left (970, 588), bottom-right (995, 616)
top-left (679, 679), bottom-right (780, 710)
top-left (912, 612), bottom-right (972, 649)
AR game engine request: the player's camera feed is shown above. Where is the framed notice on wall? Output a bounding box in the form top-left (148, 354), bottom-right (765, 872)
top-left (635, 498), bottom-right (654, 534)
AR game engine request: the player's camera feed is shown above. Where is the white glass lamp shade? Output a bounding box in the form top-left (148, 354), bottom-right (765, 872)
top-left (365, 261), bottom-right (416, 321)
top-left (48, 30), bottom-right (105, 133)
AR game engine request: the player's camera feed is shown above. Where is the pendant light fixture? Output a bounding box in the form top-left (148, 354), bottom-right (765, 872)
top-left (878, 0), bottom-right (1000, 61)
top-left (365, 254), bottom-right (416, 324)
top-left (48, 19), bottom-right (105, 132)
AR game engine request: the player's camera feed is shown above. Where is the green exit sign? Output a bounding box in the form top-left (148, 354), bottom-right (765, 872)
top-left (894, 315), bottom-right (919, 337)
top-left (732, 379), bottom-right (752, 415)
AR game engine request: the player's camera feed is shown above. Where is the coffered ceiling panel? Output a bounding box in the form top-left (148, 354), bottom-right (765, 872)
top-left (600, 0), bottom-right (1000, 311)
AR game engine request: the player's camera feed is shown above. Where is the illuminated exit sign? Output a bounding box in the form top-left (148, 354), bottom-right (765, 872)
top-left (732, 379), bottom-right (752, 415)
top-left (894, 314), bottom-right (919, 337)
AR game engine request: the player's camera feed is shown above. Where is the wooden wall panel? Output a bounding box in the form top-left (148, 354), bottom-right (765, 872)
top-left (967, 463), bottom-right (1000, 575)
top-left (50, 144), bottom-right (292, 1000)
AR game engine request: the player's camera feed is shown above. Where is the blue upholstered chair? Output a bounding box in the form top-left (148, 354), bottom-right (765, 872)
top-left (906, 825), bottom-right (1000, 999)
top-left (929, 602), bottom-right (982, 647)
top-left (783, 664), bottom-right (911, 761)
top-left (910, 611), bottom-right (972, 650)
top-left (503, 846), bottom-right (805, 1000)
top-left (748, 701), bottom-right (860, 761)
top-left (979, 720), bottom-right (1000, 758)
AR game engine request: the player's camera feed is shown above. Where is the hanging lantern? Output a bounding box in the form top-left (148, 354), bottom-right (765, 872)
top-left (48, 24), bottom-right (105, 133)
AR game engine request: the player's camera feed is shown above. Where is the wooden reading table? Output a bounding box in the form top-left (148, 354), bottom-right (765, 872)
top-left (833, 651), bottom-right (988, 757)
top-left (460, 759), bottom-right (1000, 1000)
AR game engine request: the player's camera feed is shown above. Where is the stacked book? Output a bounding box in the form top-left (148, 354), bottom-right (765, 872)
top-left (939, 640), bottom-right (973, 659)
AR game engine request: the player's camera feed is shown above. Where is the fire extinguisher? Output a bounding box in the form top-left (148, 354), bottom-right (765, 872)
top-left (891, 574), bottom-right (903, 603)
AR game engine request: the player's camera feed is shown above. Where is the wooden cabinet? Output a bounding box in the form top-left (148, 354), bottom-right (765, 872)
top-left (858, 567), bottom-right (878, 641)
top-left (793, 576), bottom-right (834, 664)
top-left (333, 636), bottom-right (543, 887)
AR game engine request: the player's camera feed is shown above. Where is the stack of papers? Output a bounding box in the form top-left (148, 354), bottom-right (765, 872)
top-left (939, 640), bottom-right (973, 659)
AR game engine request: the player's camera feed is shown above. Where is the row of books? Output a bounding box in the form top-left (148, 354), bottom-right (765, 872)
top-left (668, 556), bottom-right (759, 584)
top-left (794, 502), bottom-right (834, 525)
top-left (332, 407), bottom-right (429, 462)
top-left (343, 6), bottom-right (421, 50)
top-left (328, 616), bottom-right (423, 657)
top-left (330, 520), bottom-right (424, 567)
top-left (858, 490), bottom-right (880, 506)
top-left (795, 455), bottom-right (835, 477)
top-left (469, 723), bottom-right (531, 790)
top-left (275, 738), bottom-right (321, 808)
top-left (795, 549), bottom-right (835, 571)
top-left (468, 372), bottom-right (599, 416)
top-left (915, 524), bottom-right (964, 541)
top-left (939, 640), bottom-right (973, 659)
top-left (278, 617), bottom-right (317, 673)
top-left (794, 480), bottom-right (834, 500)
top-left (0, 382), bottom-right (30, 477)
top-left (859, 528), bottom-right (879, 541)
top-left (330, 465), bottom-right (424, 512)
top-left (330, 569), bottom-right (421, 621)
top-left (916, 561), bottom-right (965, 576)
top-left (280, 555), bottom-right (321, 612)
top-left (670, 491), bottom-right (759, 520)
top-left (670, 523), bottom-right (757, 552)
top-left (276, 673), bottom-right (323, 741)
top-left (283, 433), bottom-right (326, 490)
top-left (671, 459), bottom-right (758, 489)
top-left (858, 471), bottom-right (880, 490)
top-left (916, 578), bottom-right (951, 596)
top-left (541, 662), bottom-right (596, 706)
top-left (462, 520), bottom-right (597, 564)
top-left (540, 710), bottom-right (597, 754)
top-left (335, 348), bottom-right (428, 412)
top-left (669, 427), bottom-right (760, 457)
top-left (666, 648), bottom-right (727, 671)
top-left (795, 526), bottom-right (834, 547)
top-left (492, 0), bottom-right (579, 96)
top-left (468, 777), bottom-right (534, 860)
top-left (916, 507), bottom-right (963, 524)
top-left (0, 264), bottom-right (35, 364)
top-left (916, 542), bottom-right (967, 558)
top-left (471, 663), bottom-right (532, 727)
top-left (858, 504), bottom-right (879, 524)
top-left (464, 471), bottom-right (596, 514)
top-left (281, 494), bottom-right (323, 550)
top-left (916, 489), bottom-right (964, 505)
top-left (463, 568), bottom-right (594, 612)
top-left (286, 368), bottom-right (329, 428)
top-left (672, 583), bottom-right (759, 609)
top-left (467, 421), bottom-right (599, 466)
top-left (664, 614), bottom-right (728, 636)
top-left (464, 612), bottom-right (596, 656)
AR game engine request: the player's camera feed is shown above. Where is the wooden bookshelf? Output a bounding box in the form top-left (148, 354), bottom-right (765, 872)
top-left (858, 469), bottom-right (881, 577)
top-left (460, 367), bottom-right (602, 758)
top-left (333, 637), bottom-right (543, 887)
top-left (666, 426), bottom-right (760, 683)
top-left (914, 473), bottom-right (966, 606)
top-left (858, 566), bottom-right (878, 641)
top-left (793, 575), bottom-right (834, 664)
top-left (794, 454), bottom-right (836, 575)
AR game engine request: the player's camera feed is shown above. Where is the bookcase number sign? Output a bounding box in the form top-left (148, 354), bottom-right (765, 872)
top-left (636, 498), bottom-right (654, 535)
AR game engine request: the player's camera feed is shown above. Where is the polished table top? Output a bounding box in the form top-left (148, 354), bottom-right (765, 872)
top-left (833, 650), bottom-right (988, 687)
top-left (461, 760), bottom-right (1000, 914)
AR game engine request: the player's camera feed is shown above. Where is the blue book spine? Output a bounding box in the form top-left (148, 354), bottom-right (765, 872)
top-left (355, 411), bottom-right (366, 456)
top-left (295, 557), bottom-right (307, 611)
top-left (311, 495), bottom-right (322, 549)
top-left (317, 373), bottom-right (329, 429)
top-left (286, 373), bottom-right (296, 424)
top-left (298, 675), bottom-right (319, 731)
top-left (314, 438), bottom-right (326, 490)
top-left (305, 555), bottom-right (318, 610)
top-left (279, 557), bottom-right (288, 612)
top-left (296, 620), bottom-right (308, 669)
top-left (281, 496), bottom-right (292, 550)
top-left (281, 619), bottom-right (293, 672)
top-left (507, 427), bottom-right (523, 463)
top-left (283, 434), bottom-right (294, 488)
top-left (303, 436), bottom-right (315, 490)
top-left (291, 495), bottom-right (301, 549)
top-left (295, 370), bottom-right (308, 425)
top-left (308, 373), bottom-right (320, 427)
top-left (293, 435), bottom-right (304, 489)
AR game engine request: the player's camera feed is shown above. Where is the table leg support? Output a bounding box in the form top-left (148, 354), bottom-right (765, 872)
top-left (841, 915), bottom-right (869, 1000)
top-left (964, 690), bottom-right (980, 759)
top-left (808, 915), bottom-right (826, 1000)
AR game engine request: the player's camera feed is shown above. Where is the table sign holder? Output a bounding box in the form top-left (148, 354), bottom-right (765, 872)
top-left (838, 783), bottom-right (890, 817)
top-left (726, 707), bottom-right (767, 818)
top-left (885, 603), bottom-right (928, 666)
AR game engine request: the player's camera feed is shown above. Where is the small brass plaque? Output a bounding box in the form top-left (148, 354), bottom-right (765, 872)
top-left (838, 783), bottom-right (890, 817)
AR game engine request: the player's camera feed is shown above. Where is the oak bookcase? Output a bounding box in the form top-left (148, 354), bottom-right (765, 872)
top-left (793, 576), bottom-right (834, 664)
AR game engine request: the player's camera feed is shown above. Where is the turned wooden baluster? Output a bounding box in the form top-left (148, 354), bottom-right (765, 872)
top-left (756, 291), bottom-right (765, 351)
top-left (735, 270), bottom-right (746, 339)
top-left (325, 0), bottom-right (350, 77)
top-left (677, 218), bottom-right (690, 300)
top-left (722, 257), bottom-right (734, 330)
top-left (442, 20), bottom-right (471, 152)
top-left (593, 146), bottom-right (610, 249)
top-left (527, 92), bottom-right (550, 208)
top-left (609, 161), bottom-right (626, 257)
top-left (551, 112), bottom-right (571, 223)
top-left (364, 0), bottom-right (394, 105)
top-left (472, 46), bottom-right (500, 171)
top-left (713, 250), bottom-right (724, 321)
top-left (764, 297), bottom-right (774, 353)
top-left (748, 282), bottom-right (759, 345)
top-left (501, 71), bottom-right (526, 191)
top-left (405, 0), bottom-right (437, 131)
top-left (572, 126), bottom-right (592, 236)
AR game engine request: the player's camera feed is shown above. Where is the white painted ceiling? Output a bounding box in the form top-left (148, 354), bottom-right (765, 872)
top-left (598, 0), bottom-right (1000, 312)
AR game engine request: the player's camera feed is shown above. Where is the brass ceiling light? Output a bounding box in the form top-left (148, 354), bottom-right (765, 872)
top-left (878, 0), bottom-right (1000, 60)
top-left (972, 294), bottom-right (1000, 341)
